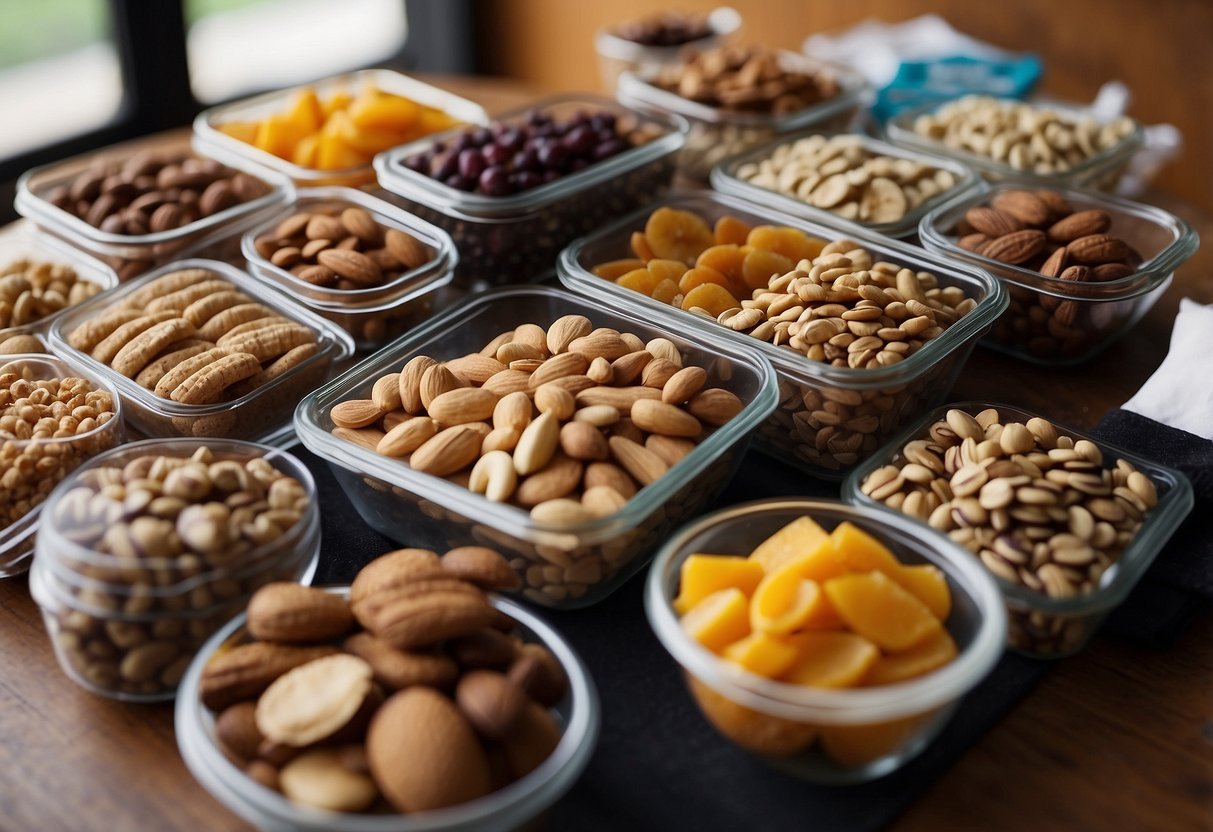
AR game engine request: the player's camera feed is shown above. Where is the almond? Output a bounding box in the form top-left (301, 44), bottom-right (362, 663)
top-left (575, 385), bottom-right (661, 410)
top-left (507, 643), bottom-right (567, 706)
top-left (581, 484), bottom-right (627, 517)
top-left (427, 388), bottom-right (499, 425)
top-left (384, 228), bottom-right (431, 269)
top-left (572, 404), bottom-right (621, 427)
top-left (481, 426), bottom-right (521, 454)
top-left (496, 341), bottom-right (543, 365)
top-left (586, 356), bottom-right (614, 384)
top-left (609, 350), bottom-right (653, 385)
top-left (514, 453), bottom-right (583, 506)
top-left (469, 450), bottom-right (518, 503)
top-left (540, 374), bottom-right (597, 396)
top-left (631, 398), bottom-right (702, 437)
top-left (398, 355), bottom-right (438, 414)
top-left (583, 461), bottom-right (638, 498)
top-left (496, 701), bottom-right (560, 780)
top-left (332, 426), bottom-right (386, 452)
top-left (279, 748), bottom-right (379, 813)
top-left (377, 416), bottom-right (438, 457)
top-left (528, 352), bottom-right (589, 388)
top-left (341, 207), bottom-right (383, 244)
top-left (255, 654), bottom-right (374, 747)
top-left (559, 421), bottom-right (609, 461)
top-left (660, 366), bottom-right (708, 404)
top-left (456, 670), bottom-right (527, 739)
top-left (368, 591), bottom-right (496, 649)
top-left (545, 314), bottom-right (593, 354)
top-left (980, 229), bottom-right (1046, 265)
top-left (409, 426), bottom-right (482, 476)
top-left (343, 632), bottom-right (459, 690)
top-left (1039, 246), bottom-right (1068, 278)
top-left (200, 643), bottom-right (340, 711)
top-left (215, 702), bottom-right (263, 761)
top-left (990, 190), bottom-right (1050, 226)
top-left (1047, 209), bottom-right (1112, 243)
top-left (492, 390), bottom-right (533, 431)
top-left (641, 357), bottom-right (681, 389)
top-left (371, 372), bottom-right (402, 412)
top-left (419, 364), bottom-right (466, 411)
top-left (1092, 262), bottom-right (1135, 281)
top-left (511, 323), bottom-right (549, 354)
top-left (608, 436), bottom-right (668, 486)
top-left (331, 399), bottom-right (384, 429)
top-left (440, 546), bottom-right (520, 590)
top-left (568, 329), bottom-right (631, 361)
top-left (318, 249), bottom-right (382, 285)
top-left (349, 548), bottom-right (444, 606)
top-left (1066, 233), bottom-right (1130, 264)
top-left (448, 629), bottom-right (520, 671)
top-left (1059, 265), bottom-right (1091, 282)
top-left (686, 387), bottom-right (744, 426)
top-left (367, 687), bottom-right (493, 812)
top-left (481, 368), bottom-right (532, 397)
top-left (964, 206), bottom-right (1023, 237)
top-left (247, 583), bottom-right (355, 643)
top-left (1035, 189), bottom-right (1073, 219)
top-left (957, 232), bottom-right (990, 252)
top-left (529, 498), bottom-right (596, 526)
top-left (513, 412), bottom-right (560, 475)
top-left (644, 337), bottom-right (682, 366)
top-left (645, 434), bottom-right (697, 466)
top-left (445, 353), bottom-right (507, 384)
top-left (533, 383), bottom-right (575, 420)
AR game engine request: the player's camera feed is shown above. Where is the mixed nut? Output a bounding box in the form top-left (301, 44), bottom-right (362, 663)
top-left (0, 257), bottom-right (103, 331)
top-left (199, 547), bottom-right (568, 815)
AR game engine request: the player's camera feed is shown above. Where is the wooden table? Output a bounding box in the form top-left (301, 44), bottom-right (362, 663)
top-left (1, 75), bottom-right (1210, 831)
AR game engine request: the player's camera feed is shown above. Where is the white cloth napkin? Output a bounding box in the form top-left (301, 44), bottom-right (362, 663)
top-left (1123, 298), bottom-right (1213, 439)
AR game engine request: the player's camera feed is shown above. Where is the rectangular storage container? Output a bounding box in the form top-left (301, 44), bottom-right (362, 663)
top-left (294, 285), bottom-right (778, 609)
top-left (559, 192), bottom-right (1006, 480)
top-left (47, 258), bottom-right (353, 446)
top-left (374, 94), bottom-right (684, 288)
top-left (616, 50), bottom-right (872, 181)
top-left (842, 402), bottom-right (1193, 659)
top-left (918, 181), bottom-right (1198, 365)
top-left (193, 68), bottom-right (488, 188)
top-left (0, 230), bottom-right (118, 341)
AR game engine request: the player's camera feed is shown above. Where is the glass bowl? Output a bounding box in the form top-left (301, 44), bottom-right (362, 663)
top-left (842, 402), bottom-right (1194, 658)
top-left (175, 588), bottom-right (600, 832)
top-left (594, 7), bottom-right (742, 93)
top-left (645, 498), bottom-right (1007, 783)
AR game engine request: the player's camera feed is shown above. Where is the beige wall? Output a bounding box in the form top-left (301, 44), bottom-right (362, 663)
top-left (475, 0), bottom-right (1213, 212)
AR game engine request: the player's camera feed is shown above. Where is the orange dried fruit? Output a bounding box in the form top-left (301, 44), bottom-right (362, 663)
top-left (750, 576), bottom-right (839, 635)
top-left (749, 516), bottom-right (831, 573)
top-left (714, 215), bottom-right (753, 246)
top-left (831, 522), bottom-right (951, 620)
top-left (747, 226), bottom-right (827, 263)
top-left (678, 266), bottom-right (731, 294)
top-left (650, 278), bottom-right (680, 305)
top-left (615, 268), bottom-right (661, 295)
top-left (645, 207), bottom-right (715, 264)
top-left (631, 231), bottom-right (656, 261)
top-left (674, 554), bottom-right (765, 614)
top-left (681, 588), bottom-right (751, 653)
top-left (823, 571), bottom-right (943, 652)
top-left (864, 630), bottom-right (958, 686)
top-left (592, 258), bottom-right (646, 280)
top-left (780, 631), bottom-right (880, 688)
top-left (741, 248), bottom-right (795, 292)
top-left (819, 715), bottom-right (926, 767)
top-left (646, 259), bottom-right (688, 284)
top-left (722, 631), bottom-right (799, 678)
top-left (687, 675), bottom-right (817, 757)
top-left (696, 244), bottom-right (749, 298)
top-left (680, 283), bottom-right (739, 317)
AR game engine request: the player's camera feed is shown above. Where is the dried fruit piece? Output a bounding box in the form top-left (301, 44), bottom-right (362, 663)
top-left (644, 207), bottom-right (715, 263)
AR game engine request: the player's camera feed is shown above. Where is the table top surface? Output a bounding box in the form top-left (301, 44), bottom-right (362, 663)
top-left (1, 74), bottom-right (1210, 832)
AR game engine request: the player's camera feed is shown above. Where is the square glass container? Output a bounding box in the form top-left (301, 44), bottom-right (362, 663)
top-left (241, 187), bottom-right (458, 350)
top-left (616, 50), bottom-right (873, 181)
top-left (0, 353), bottom-right (124, 577)
top-left (711, 129), bottom-right (981, 239)
top-left (15, 134), bottom-right (290, 280)
top-left (175, 589), bottom-right (600, 831)
top-left (0, 230), bottom-right (118, 341)
top-left (374, 94), bottom-right (685, 288)
top-left (193, 68), bottom-right (489, 188)
top-left (594, 6), bottom-right (742, 93)
top-left (884, 96), bottom-right (1145, 191)
top-left (294, 285), bottom-right (778, 609)
top-left (47, 258), bottom-right (354, 447)
top-left (645, 498), bottom-right (1007, 783)
top-left (558, 192), bottom-right (1007, 479)
top-left (919, 181), bottom-right (1198, 365)
top-left (842, 402), bottom-right (1193, 658)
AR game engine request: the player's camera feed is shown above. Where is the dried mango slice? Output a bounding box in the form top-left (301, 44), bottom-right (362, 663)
top-left (823, 571), bottom-right (943, 652)
top-left (749, 516), bottom-right (831, 573)
top-left (674, 554), bottom-right (764, 614)
top-left (864, 630), bottom-right (958, 685)
top-left (751, 576), bottom-right (839, 635)
top-left (780, 631), bottom-right (879, 688)
top-left (831, 522), bottom-right (951, 620)
top-left (681, 588), bottom-right (751, 653)
top-left (722, 631), bottom-right (799, 678)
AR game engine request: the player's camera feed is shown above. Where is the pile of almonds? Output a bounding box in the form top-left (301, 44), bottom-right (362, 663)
top-left (653, 44), bottom-right (840, 115)
top-left (200, 546), bottom-right (568, 815)
top-left (1, 258), bottom-right (102, 331)
top-left (251, 204), bottom-right (434, 290)
top-left (955, 188), bottom-right (1140, 281)
top-left (328, 315), bottom-right (744, 527)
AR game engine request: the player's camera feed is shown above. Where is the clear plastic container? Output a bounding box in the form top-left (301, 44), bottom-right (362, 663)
top-left (175, 588), bottom-right (599, 832)
top-left (0, 353), bottom-right (124, 577)
top-left (616, 51), bottom-right (873, 181)
top-left (0, 230), bottom-right (118, 340)
top-left (842, 402), bottom-right (1194, 659)
top-left (645, 498), bottom-right (1007, 783)
top-left (29, 438), bottom-right (321, 701)
top-left (884, 97), bottom-right (1145, 191)
top-left (15, 133), bottom-right (290, 280)
top-left (919, 181), bottom-right (1198, 365)
top-left (594, 7), bottom-right (742, 94)
top-left (47, 258), bottom-right (354, 446)
top-left (374, 95), bottom-right (685, 288)
top-left (558, 192), bottom-right (1007, 479)
top-left (241, 187), bottom-right (457, 351)
top-left (711, 129), bottom-right (981, 239)
top-left (193, 68), bottom-right (488, 189)
top-left (294, 285), bottom-right (778, 609)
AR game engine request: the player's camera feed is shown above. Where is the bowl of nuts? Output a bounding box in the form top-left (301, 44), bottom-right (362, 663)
top-left (242, 187), bottom-right (457, 350)
top-left (594, 7), bottom-right (742, 93)
top-left (0, 353), bottom-right (123, 576)
top-left (646, 498), bottom-right (1006, 783)
top-left (175, 548), bottom-right (599, 830)
top-left (15, 135), bottom-right (290, 280)
top-left (844, 403), bottom-right (1193, 658)
top-left (558, 192), bottom-right (1007, 478)
top-left (616, 45), bottom-right (872, 181)
top-left (294, 284), bottom-right (778, 608)
top-left (884, 94), bottom-right (1144, 190)
top-left (0, 231), bottom-right (117, 341)
top-left (29, 438), bottom-right (320, 701)
top-left (711, 130), bottom-right (980, 239)
top-left (919, 182), bottom-right (1199, 364)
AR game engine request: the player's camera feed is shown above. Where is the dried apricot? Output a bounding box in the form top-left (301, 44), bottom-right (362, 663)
top-left (593, 258), bottom-right (645, 280)
top-left (651, 279), bottom-right (680, 305)
top-left (647, 258), bottom-right (690, 284)
top-left (747, 225), bottom-right (827, 263)
top-left (696, 244), bottom-right (749, 297)
top-left (615, 267), bottom-right (661, 295)
top-left (645, 207), bottom-right (715, 263)
top-left (714, 214), bottom-right (753, 246)
top-left (741, 248), bottom-right (794, 292)
top-left (680, 282), bottom-right (739, 317)
top-left (631, 231), bottom-right (655, 261)
top-left (678, 266), bottom-right (731, 295)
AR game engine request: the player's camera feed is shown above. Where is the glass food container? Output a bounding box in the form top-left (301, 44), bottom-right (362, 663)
top-left (842, 402), bottom-right (1193, 659)
top-left (594, 6), bottom-right (742, 94)
top-left (558, 192), bottom-right (1007, 480)
top-left (374, 95), bottom-right (685, 288)
top-left (646, 498), bottom-right (1007, 783)
top-left (294, 285), bottom-right (778, 609)
top-left (0, 230), bottom-right (118, 341)
top-left (918, 181), bottom-right (1198, 365)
